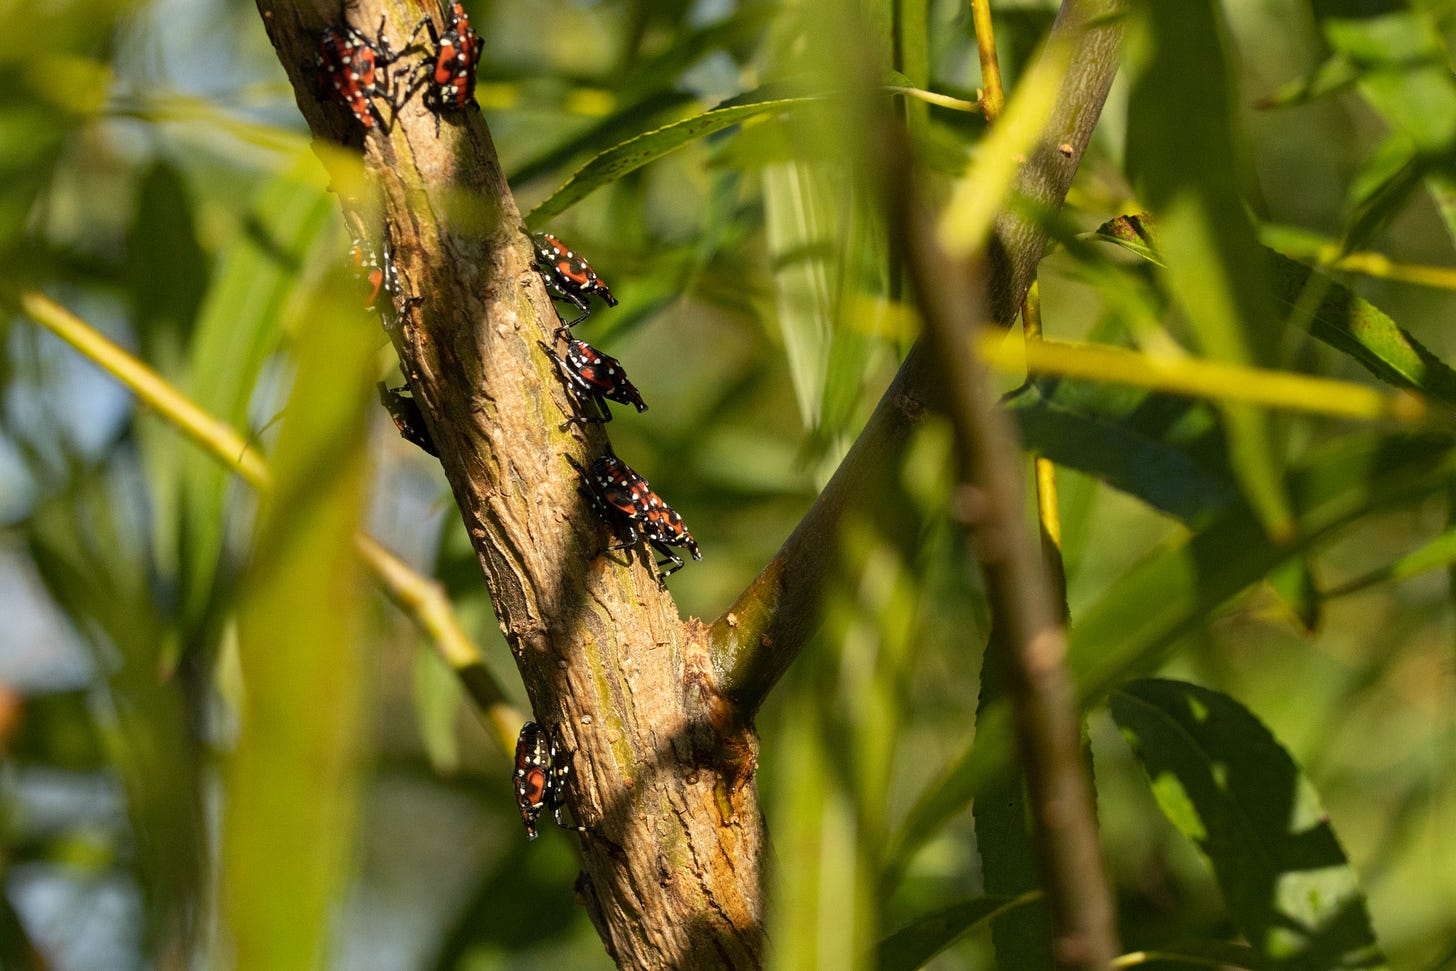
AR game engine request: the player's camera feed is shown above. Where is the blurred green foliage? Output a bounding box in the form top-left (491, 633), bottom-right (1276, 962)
top-left (1, 0), bottom-right (1455, 969)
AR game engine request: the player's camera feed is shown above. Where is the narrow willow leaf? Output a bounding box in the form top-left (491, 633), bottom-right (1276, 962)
top-left (975, 642), bottom-right (1052, 968)
top-left (1092, 214), bottom-right (1456, 404)
top-left (1270, 258), bottom-right (1456, 405)
top-left (1126, 0), bottom-right (1290, 537)
top-left (224, 301), bottom-right (376, 969)
top-left (165, 169), bottom-right (335, 665)
top-left (508, 90), bottom-right (698, 187)
top-left (1427, 169), bottom-right (1456, 248)
top-left (889, 432), bottom-right (1456, 870)
top-left (764, 161), bottom-right (839, 430)
top-left (1340, 134), bottom-right (1426, 253)
top-left (1005, 379), bottom-right (1237, 524)
top-left (1253, 52), bottom-right (1359, 110)
top-left (1324, 522), bottom-right (1456, 598)
top-left (1111, 679), bottom-right (1387, 970)
top-left (25, 473), bottom-right (204, 955)
top-left (412, 648), bottom-right (463, 774)
top-left (938, 41), bottom-right (1067, 257)
top-left (125, 163), bottom-right (210, 675)
top-left (873, 895), bottom-right (1023, 971)
top-left (1315, 7), bottom-right (1456, 250)
top-left (526, 86), bottom-right (826, 226)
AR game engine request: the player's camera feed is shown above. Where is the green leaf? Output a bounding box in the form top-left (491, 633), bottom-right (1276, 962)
top-left (412, 647), bottom-right (463, 774)
top-left (1111, 679), bottom-right (1387, 970)
top-left (764, 159), bottom-right (841, 431)
top-left (223, 298), bottom-right (376, 969)
top-left (1124, 0), bottom-right (1287, 532)
top-left (1253, 53), bottom-right (1359, 110)
top-left (1427, 166), bottom-right (1456, 250)
top-left (1314, 5), bottom-right (1456, 250)
top-left (873, 895), bottom-right (1024, 971)
top-left (24, 470), bottom-right (205, 956)
top-left (1324, 518), bottom-right (1456, 598)
top-left (1340, 134), bottom-right (1426, 252)
top-left (525, 85), bottom-right (826, 226)
top-left (1005, 379), bottom-right (1237, 524)
top-left (1317, 6), bottom-right (1456, 158)
top-left (1268, 249), bottom-right (1456, 403)
top-left (126, 162), bottom-right (210, 368)
top-left (1091, 214), bottom-right (1456, 404)
top-left (889, 431), bottom-right (1456, 871)
top-left (975, 643), bottom-right (1052, 968)
top-left (1072, 432), bottom-right (1455, 702)
top-left (158, 169), bottom-right (335, 658)
top-left (1126, 0), bottom-right (1291, 538)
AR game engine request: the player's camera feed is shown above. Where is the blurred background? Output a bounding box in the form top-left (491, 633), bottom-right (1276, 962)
top-left (2, 0), bottom-right (1455, 967)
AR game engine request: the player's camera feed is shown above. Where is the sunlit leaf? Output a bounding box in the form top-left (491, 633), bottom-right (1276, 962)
top-left (1112, 679), bottom-right (1387, 970)
top-left (163, 167), bottom-right (335, 666)
top-left (890, 431), bottom-right (1456, 868)
top-left (1092, 214), bottom-right (1456, 404)
top-left (1126, 0), bottom-right (1290, 537)
top-left (526, 86), bottom-right (828, 226)
top-left (223, 300), bottom-right (376, 969)
top-left (1006, 378), bottom-right (1237, 524)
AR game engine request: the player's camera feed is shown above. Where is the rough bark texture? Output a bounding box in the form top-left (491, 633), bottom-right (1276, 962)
top-left (254, 2), bottom-right (765, 967)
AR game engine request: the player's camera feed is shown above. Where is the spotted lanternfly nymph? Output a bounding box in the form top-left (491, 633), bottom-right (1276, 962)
top-left (314, 17), bottom-right (400, 130)
top-left (351, 233), bottom-right (408, 329)
top-left (531, 232), bottom-right (618, 327)
top-left (514, 721), bottom-right (580, 841)
top-left (350, 237), bottom-right (387, 308)
top-left (539, 329), bottom-right (647, 426)
top-left (570, 452), bottom-right (702, 580)
top-left (404, 1), bottom-right (481, 135)
top-left (377, 381), bottom-right (438, 456)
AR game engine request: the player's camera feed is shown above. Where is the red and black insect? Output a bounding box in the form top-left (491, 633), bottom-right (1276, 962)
top-left (539, 328), bottom-right (647, 425)
top-left (404, 1), bottom-right (481, 134)
top-left (351, 233), bottom-right (409, 329)
top-left (377, 381), bottom-right (437, 456)
top-left (532, 232), bottom-right (618, 327)
top-left (514, 722), bottom-right (580, 841)
top-left (350, 237), bottom-right (388, 308)
top-left (314, 18), bottom-right (399, 130)
top-left (571, 452), bottom-right (701, 579)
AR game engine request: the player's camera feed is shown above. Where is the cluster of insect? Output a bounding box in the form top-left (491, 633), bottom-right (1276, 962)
top-left (312, 3), bottom-right (479, 133)
top-left (324, 7), bottom-right (704, 842)
top-left (508, 238), bottom-right (700, 841)
top-left (323, 5), bottom-right (474, 444)
top-left (532, 232), bottom-right (703, 581)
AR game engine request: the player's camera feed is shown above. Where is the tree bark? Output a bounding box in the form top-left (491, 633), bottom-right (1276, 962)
top-left (254, 2), bottom-right (765, 966)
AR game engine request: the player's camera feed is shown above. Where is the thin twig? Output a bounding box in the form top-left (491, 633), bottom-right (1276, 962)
top-left (882, 85), bottom-right (985, 114)
top-left (1019, 286), bottom-right (1069, 604)
top-left (708, 0), bottom-right (1129, 714)
top-left (971, 0), bottom-right (1006, 119)
top-left (982, 336), bottom-right (1429, 422)
top-left (882, 126), bottom-right (1119, 971)
top-left (899, 1), bottom-right (1120, 964)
